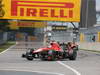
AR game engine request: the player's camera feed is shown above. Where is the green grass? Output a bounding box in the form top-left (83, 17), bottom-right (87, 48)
top-left (0, 41), bottom-right (15, 53)
top-left (80, 48), bottom-right (100, 53)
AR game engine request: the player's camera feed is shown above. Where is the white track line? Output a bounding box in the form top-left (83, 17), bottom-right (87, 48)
top-left (0, 44), bottom-right (64, 75)
top-left (0, 45), bottom-right (15, 55)
top-left (0, 69), bottom-right (64, 75)
top-left (0, 44), bottom-right (80, 75)
top-left (57, 61), bottom-right (81, 75)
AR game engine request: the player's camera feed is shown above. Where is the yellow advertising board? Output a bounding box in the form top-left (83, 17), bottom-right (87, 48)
top-left (9, 21), bottom-right (19, 29)
top-left (17, 21), bottom-right (47, 28)
top-left (9, 20), bottom-right (47, 29)
top-left (34, 22), bottom-right (47, 28)
top-left (1, 0), bottom-right (81, 22)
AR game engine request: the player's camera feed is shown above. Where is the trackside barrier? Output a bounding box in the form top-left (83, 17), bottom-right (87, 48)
top-left (97, 32), bottom-right (100, 42)
top-left (79, 32), bottom-right (100, 42)
top-left (80, 33), bottom-right (84, 42)
top-left (77, 42), bottom-right (100, 51)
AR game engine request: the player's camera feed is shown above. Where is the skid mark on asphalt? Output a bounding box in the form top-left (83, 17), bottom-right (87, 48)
top-left (57, 61), bottom-right (81, 75)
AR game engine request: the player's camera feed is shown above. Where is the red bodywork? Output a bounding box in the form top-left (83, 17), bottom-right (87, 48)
top-left (33, 42), bottom-right (62, 53)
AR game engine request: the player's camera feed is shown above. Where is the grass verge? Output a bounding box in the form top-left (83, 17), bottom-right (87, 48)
top-left (0, 41), bottom-right (15, 53)
top-left (80, 49), bottom-right (100, 53)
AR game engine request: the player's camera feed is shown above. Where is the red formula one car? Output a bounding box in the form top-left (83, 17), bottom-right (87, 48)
top-left (22, 42), bottom-right (78, 61)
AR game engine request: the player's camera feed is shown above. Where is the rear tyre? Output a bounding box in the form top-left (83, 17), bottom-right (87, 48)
top-left (69, 51), bottom-right (77, 60)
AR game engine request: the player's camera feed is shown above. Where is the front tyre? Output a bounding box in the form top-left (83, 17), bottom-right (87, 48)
top-left (26, 53), bottom-right (33, 61)
top-left (26, 56), bottom-right (33, 61)
top-left (22, 54), bottom-right (26, 58)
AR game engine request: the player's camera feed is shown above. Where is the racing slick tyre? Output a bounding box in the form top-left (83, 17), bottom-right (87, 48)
top-left (22, 54), bottom-right (26, 58)
top-left (26, 52), bottom-right (33, 61)
top-left (69, 51), bottom-right (77, 60)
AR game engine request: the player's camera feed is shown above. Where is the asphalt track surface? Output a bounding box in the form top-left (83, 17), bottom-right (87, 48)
top-left (0, 42), bottom-right (100, 75)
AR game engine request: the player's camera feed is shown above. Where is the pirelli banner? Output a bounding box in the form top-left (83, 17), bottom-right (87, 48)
top-left (1, 0), bottom-right (81, 22)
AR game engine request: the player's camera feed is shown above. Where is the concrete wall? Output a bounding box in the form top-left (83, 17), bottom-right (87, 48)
top-left (77, 42), bottom-right (100, 51)
top-left (79, 27), bottom-right (100, 42)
